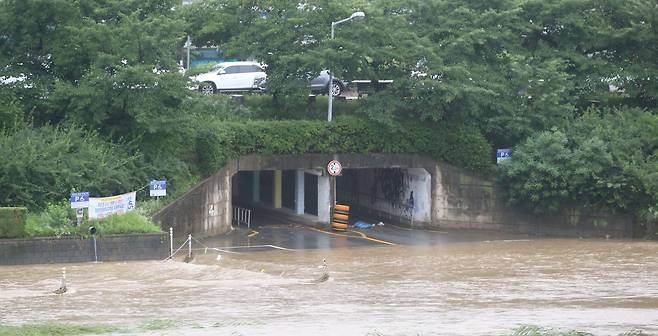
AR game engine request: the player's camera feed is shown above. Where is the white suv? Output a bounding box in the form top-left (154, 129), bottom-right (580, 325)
top-left (191, 61), bottom-right (266, 94)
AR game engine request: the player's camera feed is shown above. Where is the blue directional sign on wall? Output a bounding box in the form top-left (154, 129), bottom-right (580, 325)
top-left (149, 180), bottom-right (167, 197)
top-left (70, 192), bottom-right (90, 209)
top-left (496, 149), bottom-right (512, 164)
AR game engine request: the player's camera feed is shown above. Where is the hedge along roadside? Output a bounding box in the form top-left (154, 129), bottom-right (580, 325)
top-left (0, 207), bottom-right (27, 238)
top-left (195, 116), bottom-right (492, 175)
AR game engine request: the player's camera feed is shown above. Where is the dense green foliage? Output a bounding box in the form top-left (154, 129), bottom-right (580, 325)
top-left (243, 94), bottom-right (360, 120)
top-left (0, 124), bottom-right (143, 210)
top-left (195, 116), bottom-right (491, 175)
top-left (498, 107), bottom-right (658, 235)
top-left (500, 108), bottom-right (658, 213)
top-left (0, 207), bottom-right (26, 238)
top-left (183, 0), bottom-right (657, 143)
top-left (1, 0), bottom-right (656, 232)
top-left (24, 203), bottom-right (73, 237)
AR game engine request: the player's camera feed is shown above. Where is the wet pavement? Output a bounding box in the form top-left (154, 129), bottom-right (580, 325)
top-left (212, 205), bottom-right (533, 251)
top-left (1, 209), bottom-right (658, 335)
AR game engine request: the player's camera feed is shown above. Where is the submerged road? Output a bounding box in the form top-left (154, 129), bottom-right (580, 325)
top-left (200, 206), bottom-right (529, 252)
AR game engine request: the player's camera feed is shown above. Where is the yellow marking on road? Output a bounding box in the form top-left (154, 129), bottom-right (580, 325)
top-left (348, 230), bottom-right (396, 246)
top-left (248, 230), bottom-right (259, 237)
top-left (305, 227), bottom-right (396, 246)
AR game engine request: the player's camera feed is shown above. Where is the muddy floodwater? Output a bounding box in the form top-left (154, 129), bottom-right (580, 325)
top-left (1, 238), bottom-right (658, 335)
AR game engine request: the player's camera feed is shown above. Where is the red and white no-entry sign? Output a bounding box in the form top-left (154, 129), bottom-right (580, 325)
top-left (327, 160), bottom-right (342, 176)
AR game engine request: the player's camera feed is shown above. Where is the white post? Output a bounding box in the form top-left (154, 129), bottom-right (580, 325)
top-left (187, 234), bottom-right (192, 260)
top-left (169, 227), bottom-right (173, 258)
top-left (92, 234), bottom-right (98, 262)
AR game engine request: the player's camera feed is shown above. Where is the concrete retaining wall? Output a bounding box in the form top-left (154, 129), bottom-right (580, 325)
top-left (154, 154), bottom-right (436, 237)
top-left (0, 233), bottom-right (169, 265)
top-left (154, 163), bottom-right (236, 238)
top-left (432, 164), bottom-right (634, 238)
top-left (154, 153), bottom-right (634, 239)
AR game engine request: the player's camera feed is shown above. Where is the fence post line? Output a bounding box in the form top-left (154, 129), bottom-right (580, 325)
top-left (248, 210), bottom-right (251, 229)
top-left (169, 227), bottom-right (173, 258)
top-left (187, 234), bottom-right (192, 260)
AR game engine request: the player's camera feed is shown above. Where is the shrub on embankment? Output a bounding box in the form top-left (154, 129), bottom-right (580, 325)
top-left (195, 116), bottom-right (492, 175)
top-left (0, 207), bottom-right (26, 238)
top-left (77, 212), bottom-right (162, 237)
top-left (0, 124), bottom-right (144, 210)
top-left (7, 203), bottom-right (161, 238)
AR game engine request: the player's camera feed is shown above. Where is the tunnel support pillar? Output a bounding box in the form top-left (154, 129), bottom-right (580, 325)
top-left (295, 170), bottom-right (305, 214)
top-left (318, 175), bottom-right (331, 224)
top-left (252, 171), bottom-right (260, 203)
top-left (273, 170), bottom-right (282, 208)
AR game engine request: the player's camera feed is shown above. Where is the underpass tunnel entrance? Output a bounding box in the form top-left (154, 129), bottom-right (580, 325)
top-left (231, 169), bottom-right (324, 225)
top-left (336, 168), bottom-right (431, 227)
top-left (231, 165), bottom-right (431, 228)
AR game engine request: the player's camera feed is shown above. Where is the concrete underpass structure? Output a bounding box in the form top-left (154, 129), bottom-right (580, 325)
top-left (153, 153), bottom-right (633, 238)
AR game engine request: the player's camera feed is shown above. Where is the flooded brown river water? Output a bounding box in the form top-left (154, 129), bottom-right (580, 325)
top-left (1, 238), bottom-right (658, 335)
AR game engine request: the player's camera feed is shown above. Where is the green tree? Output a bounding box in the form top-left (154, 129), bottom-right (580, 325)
top-left (0, 124), bottom-right (144, 210)
top-left (499, 107), bottom-right (658, 236)
top-left (520, 0), bottom-right (658, 109)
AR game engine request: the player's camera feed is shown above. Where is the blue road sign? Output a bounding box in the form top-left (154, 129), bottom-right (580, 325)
top-left (496, 149), bottom-right (512, 164)
top-left (70, 192), bottom-right (90, 209)
top-left (149, 180), bottom-right (167, 197)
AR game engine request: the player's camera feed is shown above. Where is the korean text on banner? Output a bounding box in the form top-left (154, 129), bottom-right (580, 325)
top-left (88, 192), bottom-right (136, 220)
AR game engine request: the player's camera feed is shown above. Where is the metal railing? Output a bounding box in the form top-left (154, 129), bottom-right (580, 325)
top-left (232, 206), bottom-right (252, 229)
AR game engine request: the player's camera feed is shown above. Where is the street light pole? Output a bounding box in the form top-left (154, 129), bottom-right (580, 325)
top-left (327, 23), bottom-right (336, 122)
top-left (185, 35), bottom-right (192, 70)
top-left (327, 11), bottom-right (365, 122)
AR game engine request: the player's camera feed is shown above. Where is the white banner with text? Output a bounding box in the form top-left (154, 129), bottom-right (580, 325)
top-left (88, 192), bottom-right (136, 220)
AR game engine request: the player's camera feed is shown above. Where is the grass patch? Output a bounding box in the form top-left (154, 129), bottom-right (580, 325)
top-left (139, 319), bottom-right (178, 331)
top-left (0, 322), bottom-right (117, 336)
top-left (507, 325), bottom-right (649, 336)
top-left (509, 325), bottom-right (593, 336)
top-left (79, 212), bottom-right (161, 237)
top-left (19, 209), bottom-right (162, 239)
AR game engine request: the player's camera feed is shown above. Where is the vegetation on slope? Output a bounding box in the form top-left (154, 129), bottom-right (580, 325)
top-left (0, 0), bottom-right (656, 234)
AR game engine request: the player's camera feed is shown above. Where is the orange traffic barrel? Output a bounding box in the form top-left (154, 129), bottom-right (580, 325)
top-left (334, 213), bottom-right (349, 223)
top-left (332, 203), bottom-right (350, 231)
top-left (331, 222), bottom-right (349, 230)
top-left (335, 204), bottom-right (350, 213)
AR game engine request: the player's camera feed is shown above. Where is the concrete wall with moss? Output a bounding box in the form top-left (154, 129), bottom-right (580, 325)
top-left (432, 164), bottom-right (634, 238)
